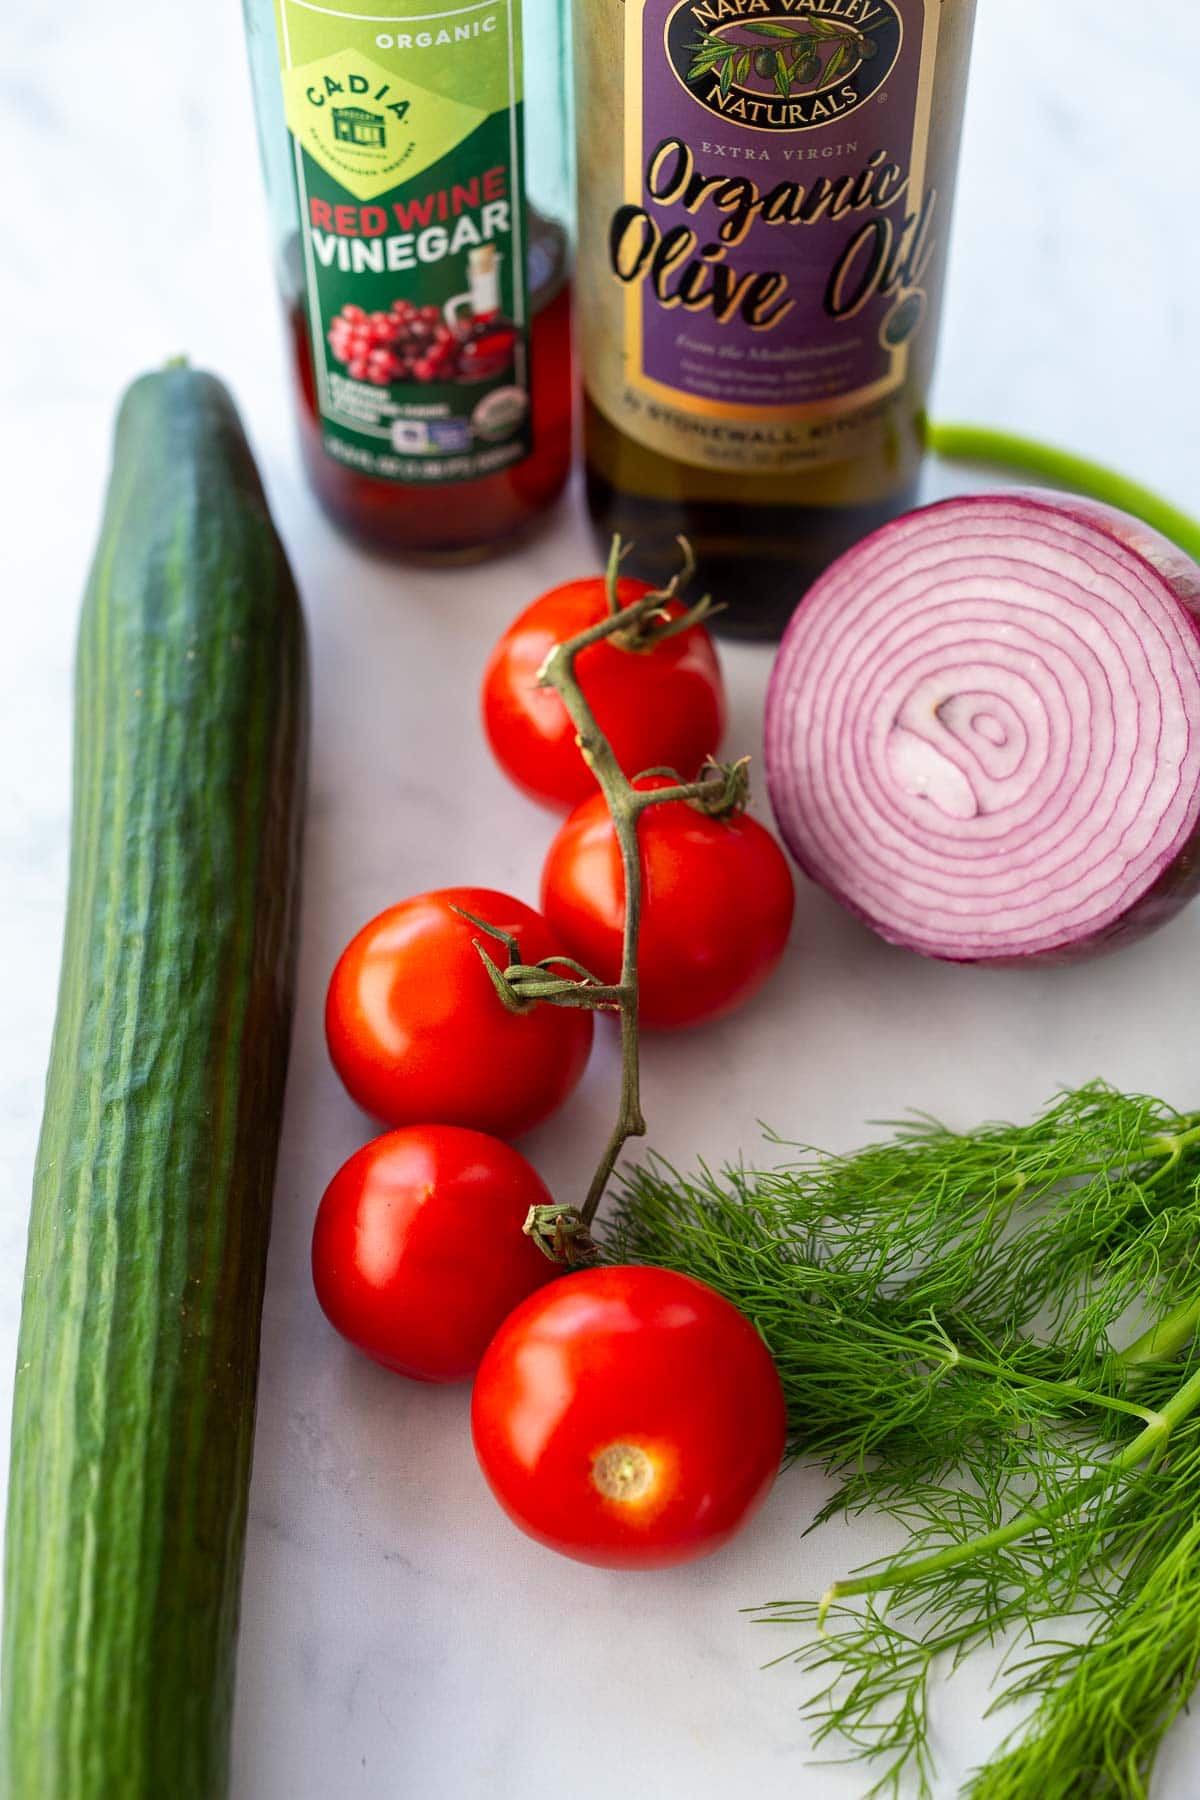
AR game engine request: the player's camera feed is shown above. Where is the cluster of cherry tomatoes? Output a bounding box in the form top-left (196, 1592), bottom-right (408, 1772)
top-left (312, 571), bottom-right (793, 1568)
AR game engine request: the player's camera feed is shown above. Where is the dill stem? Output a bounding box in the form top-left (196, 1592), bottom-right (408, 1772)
top-left (820, 1361), bottom-right (1200, 1627)
top-left (947, 1349), bottom-right (1163, 1430)
top-left (1143, 1119), bottom-right (1200, 1179)
top-left (1118, 1293), bottom-right (1200, 1371)
top-left (926, 422), bottom-right (1200, 563)
top-left (931, 1116), bottom-right (1200, 1208)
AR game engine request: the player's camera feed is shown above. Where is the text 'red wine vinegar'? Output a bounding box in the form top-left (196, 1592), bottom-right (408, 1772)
top-left (245, 0), bottom-right (573, 558)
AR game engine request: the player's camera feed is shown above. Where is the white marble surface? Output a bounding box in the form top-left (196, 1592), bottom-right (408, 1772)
top-left (4, 3), bottom-right (1200, 1795)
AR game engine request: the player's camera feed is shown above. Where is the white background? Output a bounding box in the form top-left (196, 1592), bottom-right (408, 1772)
top-left (3, 3), bottom-right (1200, 1795)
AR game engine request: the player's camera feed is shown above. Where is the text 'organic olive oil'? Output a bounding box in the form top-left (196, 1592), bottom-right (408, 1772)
top-left (575, 0), bottom-right (977, 635)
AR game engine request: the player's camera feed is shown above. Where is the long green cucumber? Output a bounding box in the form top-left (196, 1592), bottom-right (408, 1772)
top-left (2, 367), bottom-right (308, 1798)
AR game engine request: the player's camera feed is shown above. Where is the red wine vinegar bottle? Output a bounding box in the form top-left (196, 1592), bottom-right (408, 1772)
top-left (245, 0), bottom-right (573, 558)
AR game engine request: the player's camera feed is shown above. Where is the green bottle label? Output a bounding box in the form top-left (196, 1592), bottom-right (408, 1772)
top-left (274, 0), bottom-right (531, 484)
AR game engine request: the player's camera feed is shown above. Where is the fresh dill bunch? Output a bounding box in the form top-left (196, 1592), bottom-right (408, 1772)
top-left (603, 1083), bottom-right (1200, 1799)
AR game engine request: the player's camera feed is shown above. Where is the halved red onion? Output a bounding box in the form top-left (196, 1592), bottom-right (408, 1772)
top-left (764, 491), bottom-right (1200, 964)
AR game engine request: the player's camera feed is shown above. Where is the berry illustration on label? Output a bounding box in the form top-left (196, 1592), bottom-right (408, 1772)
top-left (325, 250), bottom-right (519, 389)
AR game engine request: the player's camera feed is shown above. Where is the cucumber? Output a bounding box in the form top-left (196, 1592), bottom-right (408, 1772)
top-left (2, 367), bottom-right (308, 1798)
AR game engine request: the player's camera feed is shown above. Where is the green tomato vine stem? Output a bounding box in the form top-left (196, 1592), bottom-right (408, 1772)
top-left (515, 539), bottom-right (741, 1266)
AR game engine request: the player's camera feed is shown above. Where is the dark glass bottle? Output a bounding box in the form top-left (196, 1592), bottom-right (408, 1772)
top-left (574, 0), bottom-right (978, 635)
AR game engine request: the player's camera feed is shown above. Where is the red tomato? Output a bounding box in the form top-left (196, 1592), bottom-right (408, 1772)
top-left (326, 887), bottom-right (593, 1137)
top-left (471, 1265), bottom-right (786, 1568)
top-left (312, 1126), bottom-right (554, 1382)
top-left (539, 777), bottom-right (795, 1029)
top-left (482, 577), bottom-right (726, 811)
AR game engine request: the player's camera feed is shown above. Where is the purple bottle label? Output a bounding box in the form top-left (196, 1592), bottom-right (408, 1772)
top-left (592, 0), bottom-right (940, 473)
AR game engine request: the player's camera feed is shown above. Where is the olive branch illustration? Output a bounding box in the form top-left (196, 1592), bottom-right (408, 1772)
top-left (686, 17), bottom-right (876, 100)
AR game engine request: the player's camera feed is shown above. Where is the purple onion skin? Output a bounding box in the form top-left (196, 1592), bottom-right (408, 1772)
top-left (765, 490), bottom-right (1200, 967)
top-left (1057, 490), bottom-right (1200, 622)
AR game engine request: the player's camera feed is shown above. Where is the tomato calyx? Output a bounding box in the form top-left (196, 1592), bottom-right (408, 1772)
top-left (631, 755), bottom-right (752, 822)
top-left (450, 904), bottom-right (624, 1016)
top-left (689, 755), bottom-right (751, 819)
top-left (523, 1200), bottom-right (597, 1267)
top-left (600, 535), bottom-right (721, 655)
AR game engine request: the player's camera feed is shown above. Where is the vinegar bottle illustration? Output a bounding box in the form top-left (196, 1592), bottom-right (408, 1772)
top-left (453, 247), bottom-right (521, 385)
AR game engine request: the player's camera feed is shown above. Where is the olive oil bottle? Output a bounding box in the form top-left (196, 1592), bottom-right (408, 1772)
top-left (575, 0), bottom-right (977, 636)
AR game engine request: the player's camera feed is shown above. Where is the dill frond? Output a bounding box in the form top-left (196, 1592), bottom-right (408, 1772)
top-left (604, 1084), bottom-right (1200, 1798)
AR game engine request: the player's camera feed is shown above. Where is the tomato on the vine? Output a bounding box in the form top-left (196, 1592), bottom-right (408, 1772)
top-left (482, 576), bottom-right (725, 811)
top-left (471, 1265), bottom-right (786, 1568)
top-left (312, 1125), bottom-right (554, 1383)
top-left (325, 887), bottom-right (593, 1137)
top-left (539, 777), bottom-right (795, 1029)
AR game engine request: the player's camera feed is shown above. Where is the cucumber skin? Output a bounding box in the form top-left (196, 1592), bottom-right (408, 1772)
top-left (2, 369), bottom-right (308, 1799)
